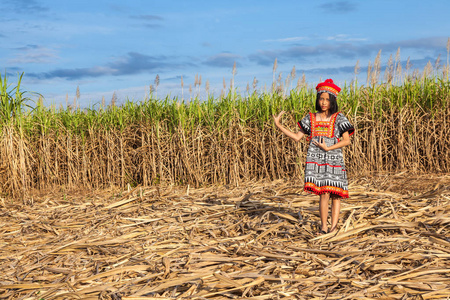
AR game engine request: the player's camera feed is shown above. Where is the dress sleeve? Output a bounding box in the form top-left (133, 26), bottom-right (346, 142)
top-left (297, 113), bottom-right (311, 135)
top-left (335, 113), bottom-right (355, 138)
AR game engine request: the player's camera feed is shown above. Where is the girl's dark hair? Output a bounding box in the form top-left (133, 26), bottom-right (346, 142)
top-left (315, 92), bottom-right (339, 114)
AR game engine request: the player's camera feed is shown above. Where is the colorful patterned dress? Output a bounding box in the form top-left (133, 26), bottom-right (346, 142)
top-left (298, 112), bottom-right (355, 199)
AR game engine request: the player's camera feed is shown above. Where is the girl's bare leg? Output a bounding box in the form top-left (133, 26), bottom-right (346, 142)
top-left (319, 193), bottom-right (330, 232)
top-left (330, 198), bottom-right (341, 232)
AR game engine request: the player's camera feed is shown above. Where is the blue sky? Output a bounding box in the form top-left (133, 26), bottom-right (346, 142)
top-left (1, 0), bottom-right (449, 108)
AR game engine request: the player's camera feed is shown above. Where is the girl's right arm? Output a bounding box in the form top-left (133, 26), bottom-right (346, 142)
top-left (272, 111), bottom-right (305, 142)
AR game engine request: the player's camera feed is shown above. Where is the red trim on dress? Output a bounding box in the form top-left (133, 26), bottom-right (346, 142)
top-left (304, 182), bottom-right (349, 199)
top-left (310, 111), bottom-right (340, 140)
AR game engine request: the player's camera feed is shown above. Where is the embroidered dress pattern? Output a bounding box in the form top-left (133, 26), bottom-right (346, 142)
top-left (297, 112), bottom-right (354, 199)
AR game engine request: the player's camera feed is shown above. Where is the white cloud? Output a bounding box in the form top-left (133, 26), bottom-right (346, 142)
top-left (263, 35), bottom-right (367, 43)
top-left (263, 37), bottom-right (309, 43)
top-left (9, 45), bottom-right (59, 64)
top-left (326, 34), bottom-right (368, 42)
top-left (204, 53), bottom-right (242, 67)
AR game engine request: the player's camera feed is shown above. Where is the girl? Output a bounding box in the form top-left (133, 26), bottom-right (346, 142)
top-left (273, 79), bottom-right (354, 235)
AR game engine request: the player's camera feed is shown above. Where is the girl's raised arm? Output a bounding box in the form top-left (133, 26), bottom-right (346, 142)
top-left (272, 111), bottom-right (305, 142)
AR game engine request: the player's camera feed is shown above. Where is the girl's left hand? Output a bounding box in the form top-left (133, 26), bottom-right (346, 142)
top-left (312, 137), bottom-right (329, 151)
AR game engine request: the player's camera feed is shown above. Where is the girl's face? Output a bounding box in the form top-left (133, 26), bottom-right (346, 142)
top-left (319, 93), bottom-right (330, 113)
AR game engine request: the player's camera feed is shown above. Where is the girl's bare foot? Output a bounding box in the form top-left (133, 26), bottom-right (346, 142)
top-left (328, 226), bottom-right (338, 233)
top-left (316, 227), bottom-right (328, 236)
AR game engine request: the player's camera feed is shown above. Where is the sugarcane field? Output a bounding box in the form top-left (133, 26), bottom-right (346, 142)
top-left (1, 50), bottom-right (450, 299)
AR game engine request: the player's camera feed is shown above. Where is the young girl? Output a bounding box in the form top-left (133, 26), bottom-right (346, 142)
top-left (273, 79), bottom-right (354, 235)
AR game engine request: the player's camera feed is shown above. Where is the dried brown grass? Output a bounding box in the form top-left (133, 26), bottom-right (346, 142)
top-left (1, 174), bottom-right (449, 299)
top-left (1, 104), bottom-right (450, 197)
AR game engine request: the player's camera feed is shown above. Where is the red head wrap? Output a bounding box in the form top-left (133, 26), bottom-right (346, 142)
top-left (315, 79), bottom-right (341, 97)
